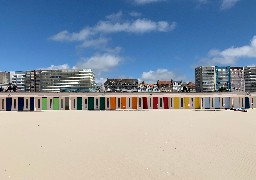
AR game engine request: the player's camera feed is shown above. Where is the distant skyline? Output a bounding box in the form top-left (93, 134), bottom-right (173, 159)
top-left (1, 0), bottom-right (256, 83)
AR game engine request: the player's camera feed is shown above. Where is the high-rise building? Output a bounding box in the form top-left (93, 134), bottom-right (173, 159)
top-left (11, 71), bottom-right (26, 92)
top-left (25, 69), bottom-right (95, 92)
top-left (0, 71), bottom-right (10, 85)
top-left (215, 66), bottom-right (231, 91)
top-left (244, 66), bottom-right (256, 92)
top-left (230, 67), bottom-right (244, 92)
top-left (195, 66), bottom-right (216, 92)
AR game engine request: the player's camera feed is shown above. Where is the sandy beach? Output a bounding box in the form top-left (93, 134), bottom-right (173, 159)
top-left (0, 110), bottom-right (256, 180)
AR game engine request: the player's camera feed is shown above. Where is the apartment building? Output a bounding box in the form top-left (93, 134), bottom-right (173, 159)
top-left (215, 66), bottom-right (231, 91)
top-left (11, 71), bottom-right (26, 92)
top-left (195, 66), bottom-right (216, 92)
top-left (230, 67), bottom-right (244, 92)
top-left (244, 66), bottom-right (256, 92)
top-left (25, 69), bottom-right (96, 92)
top-left (0, 71), bottom-right (10, 85)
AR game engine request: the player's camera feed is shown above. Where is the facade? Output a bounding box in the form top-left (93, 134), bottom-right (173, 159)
top-left (157, 80), bottom-right (173, 92)
top-left (11, 71), bottom-right (26, 92)
top-left (215, 66), bottom-right (231, 91)
top-left (104, 79), bottom-right (138, 92)
top-left (195, 66), bottom-right (216, 92)
top-left (30, 69), bottom-right (95, 93)
top-left (230, 67), bottom-right (244, 92)
top-left (244, 66), bottom-right (256, 92)
top-left (172, 81), bottom-right (182, 92)
top-left (0, 71), bottom-right (10, 85)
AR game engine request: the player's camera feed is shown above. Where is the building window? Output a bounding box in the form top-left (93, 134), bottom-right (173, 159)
top-left (159, 98), bottom-right (162, 107)
top-left (2, 99), bottom-right (4, 109)
top-left (73, 99), bottom-right (75, 108)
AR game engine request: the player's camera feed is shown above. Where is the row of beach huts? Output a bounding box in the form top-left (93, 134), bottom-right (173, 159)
top-left (0, 94), bottom-right (255, 111)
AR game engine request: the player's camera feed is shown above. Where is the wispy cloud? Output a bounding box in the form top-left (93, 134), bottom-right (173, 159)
top-left (129, 11), bottom-right (142, 17)
top-left (220, 0), bottom-right (240, 10)
top-left (201, 36), bottom-right (256, 65)
top-left (75, 54), bottom-right (121, 74)
top-left (140, 69), bottom-right (185, 83)
top-left (133, 0), bottom-right (165, 5)
top-left (49, 12), bottom-right (175, 81)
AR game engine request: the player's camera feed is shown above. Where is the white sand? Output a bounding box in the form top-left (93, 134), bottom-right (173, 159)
top-left (0, 110), bottom-right (256, 180)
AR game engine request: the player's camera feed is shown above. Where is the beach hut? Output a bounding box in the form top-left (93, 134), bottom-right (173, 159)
top-left (132, 97), bottom-right (137, 110)
top-left (147, 97), bottom-right (153, 109)
top-left (82, 97), bottom-right (88, 110)
top-left (158, 97), bottom-right (163, 109)
top-left (231, 97), bottom-right (240, 108)
top-left (214, 97), bottom-right (220, 109)
top-left (65, 97), bottom-right (70, 110)
top-left (201, 97), bottom-right (210, 109)
top-left (52, 97), bottom-right (59, 110)
top-left (245, 97), bottom-right (250, 109)
top-left (94, 97), bottom-right (100, 110)
top-left (35, 97), bottom-right (42, 111)
top-left (194, 97), bottom-right (201, 109)
top-left (46, 97), bottom-right (53, 110)
top-left (12, 97), bottom-right (18, 111)
top-left (153, 97), bottom-right (158, 109)
top-left (76, 97), bottom-right (82, 110)
top-left (174, 97), bottom-right (179, 109)
top-left (163, 97), bottom-right (169, 109)
top-left (70, 97), bottom-right (77, 110)
top-left (22, 97), bottom-right (30, 111)
top-left (126, 97), bottom-right (132, 109)
top-left (110, 97), bottom-right (116, 110)
top-left (17, 97), bottom-right (24, 111)
top-left (184, 97), bottom-right (190, 109)
top-left (250, 97), bottom-right (256, 108)
top-left (143, 97), bottom-right (148, 109)
top-left (100, 97), bottom-right (105, 110)
top-left (30, 97), bottom-right (34, 111)
top-left (42, 97), bottom-right (47, 110)
top-left (58, 97), bottom-right (65, 110)
top-left (137, 97), bottom-right (143, 109)
top-left (88, 97), bottom-right (94, 110)
top-left (116, 97), bottom-right (121, 109)
top-left (121, 97), bottom-right (126, 109)
top-left (105, 97), bottom-right (110, 110)
top-left (6, 97), bottom-right (12, 111)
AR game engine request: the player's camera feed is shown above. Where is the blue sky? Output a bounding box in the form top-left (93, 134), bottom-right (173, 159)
top-left (1, 0), bottom-right (256, 83)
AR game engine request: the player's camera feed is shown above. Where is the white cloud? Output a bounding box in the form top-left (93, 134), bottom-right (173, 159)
top-left (134, 0), bottom-right (165, 5)
top-left (39, 64), bottom-right (72, 70)
top-left (129, 11), bottom-right (142, 17)
top-left (140, 69), bottom-right (182, 83)
top-left (94, 19), bottom-right (175, 34)
top-left (50, 29), bottom-right (92, 42)
top-left (79, 37), bottom-right (109, 49)
top-left (220, 0), bottom-right (240, 10)
top-left (202, 36), bottom-right (256, 65)
top-left (106, 11), bottom-right (123, 22)
top-left (75, 54), bottom-right (121, 73)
